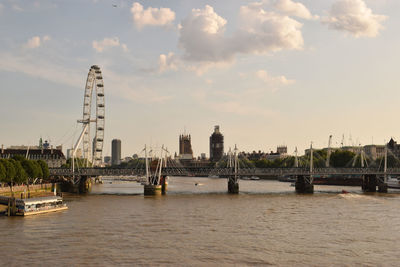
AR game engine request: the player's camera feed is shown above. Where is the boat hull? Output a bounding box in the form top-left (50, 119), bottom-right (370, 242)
top-left (16, 206), bottom-right (68, 216)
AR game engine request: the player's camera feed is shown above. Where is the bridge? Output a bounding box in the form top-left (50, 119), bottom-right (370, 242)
top-left (50, 166), bottom-right (395, 194)
top-left (49, 167), bottom-right (400, 177)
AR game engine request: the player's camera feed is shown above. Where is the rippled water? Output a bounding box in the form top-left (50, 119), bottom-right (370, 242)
top-left (2, 177), bottom-right (400, 266)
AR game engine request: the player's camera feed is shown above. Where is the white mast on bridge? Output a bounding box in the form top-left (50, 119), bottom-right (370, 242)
top-left (326, 135), bottom-right (332, 167)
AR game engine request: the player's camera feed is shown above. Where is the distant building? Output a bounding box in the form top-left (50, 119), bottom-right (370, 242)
top-left (66, 148), bottom-right (82, 159)
top-left (387, 138), bottom-right (400, 159)
top-left (210, 125), bottom-right (224, 161)
top-left (111, 139), bottom-right (121, 166)
top-left (306, 143), bottom-right (386, 161)
top-left (364, 145), bottom-right (385, 160)
top-left (179, 134), bottom-right (193, 160)
top-left (241, 146), bottom-right (288, 161)
top-left (0, 144), bottom-right (66, 168)
top-left (276, 146), bottom-right (287, 155)
top-left (104, 156), bottom-right (111, 165)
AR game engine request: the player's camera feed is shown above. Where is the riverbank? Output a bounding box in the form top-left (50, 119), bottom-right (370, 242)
top-left (0, 183), bottom-right (55, 198)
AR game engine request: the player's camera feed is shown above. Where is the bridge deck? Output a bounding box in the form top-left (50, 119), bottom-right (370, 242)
top-left (49, 167), bottom-right (400, 177)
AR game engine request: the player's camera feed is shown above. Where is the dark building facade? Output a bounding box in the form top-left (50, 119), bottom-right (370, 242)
top-left (0, 145), bottom-right (66, 167)
top-left (111, 139), bottom-right (121, 166)
top-left (210, 125), bottom-right (224, 161)
top-left (179, 134), bottom-right (193, 159)
top-left (388, 138), bottom-right (400, 158)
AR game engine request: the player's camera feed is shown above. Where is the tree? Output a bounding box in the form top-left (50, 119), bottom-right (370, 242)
top-left (37, 160), bottom-right (49, 180)
top-left (12, 155), bottom-right (26, 162)
top-left (21, 159), bottom-right (35, 180)
top-left (32, 161), bottom-right (43, 180)
top-left (9, 159), bottom-right (27, 185)
top-left (0, 161), bottom-right (6, 184)
top-left (330, 150), bottom-right (356, 167)
top-left (0, 159), bottom-right (16, 196)
top-left (20, 159), bottom-right (36, 196)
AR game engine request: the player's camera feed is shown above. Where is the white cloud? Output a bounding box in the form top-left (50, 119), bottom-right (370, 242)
top-left (256, 70), bottom-right (295, 87)
top-left (0, 52), bottom-right (82, 88)
top-left (43, 35), bottom-right (51, 42)
top-left (131, 2), bottom-right (175, 29)
top-left (121, 44), bottom-right (129, 52)
top-left (24, 35), bottom-right (50, 49)
top-left (92, 37), bottom-right (128, 53)
top-left (322, 0), bottom-right (387, 37)
top-left (178, 4), bottom-right (304, 65)
top-left (179, 5), bottom-right (228, 62)
top-left (158, 52), bottom-right (178, 73)
top-left (235, 5), bottom-right (304, 54)
top-left (0, 51), bottom-right (171, 104)
top-left (103, 67), bottom-right (173, 103)
top-left (12, 4), bottom-right (23, 12)
top-left (273, 0), bottom-right (318, 20)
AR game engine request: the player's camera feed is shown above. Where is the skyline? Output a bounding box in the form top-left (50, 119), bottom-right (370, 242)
top-left (1, 0), bottom-right (400, 158)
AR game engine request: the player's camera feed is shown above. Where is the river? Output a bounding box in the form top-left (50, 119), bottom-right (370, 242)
top-left (1, 177), bottom-right (400, 266)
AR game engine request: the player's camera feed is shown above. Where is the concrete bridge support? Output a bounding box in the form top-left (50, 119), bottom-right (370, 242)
top-left (295, 175), bottom-right (314, 194)
top-left (362, 175), bottom-right (377, 192)
top-left (378, 182), bottom-right (388, 193)
top-left (144, 184), bottom-right (162, 196)
top-left (143, 175), bottom-right (167, 196)
top-left (228, 179), bottom-right (239, 194)
top-left (377, 176), bottom-right (388, 193)
top-left (60, 176), bottom-right (92, 194)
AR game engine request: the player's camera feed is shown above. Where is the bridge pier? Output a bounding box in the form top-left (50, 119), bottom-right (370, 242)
top-left (378, 182), bottom-right (388, 193)
top-left (295, 175), bottom-right (314, 194)
top-left (228, 179), bottom-right (239, 194)
top-left (60, 176), bottom-right (92, 194)
top-left (377, 176), bottom-right (388, 193)
top-left (144, 184), bottom-right (162, 196)
top-left (362, 175), bottom-right (377, 192)
top-left (143, 175), bottom-right (167, 196)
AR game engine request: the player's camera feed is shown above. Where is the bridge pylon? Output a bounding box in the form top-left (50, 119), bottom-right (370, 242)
top-left (227, 145), bottom-right (239, 194)
top-left (296, 142), bottom-right (314, 193)
top-left (295, 175), bottom-right (314, 194)
top-left (377, 146), bottom-right (389, 193)
top-left (362, 174), bottom-right (377, 192)
top-left (228, 178), bottom-right (239, 194)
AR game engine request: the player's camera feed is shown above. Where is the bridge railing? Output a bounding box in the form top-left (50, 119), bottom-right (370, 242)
top-left (49, 167), bottom-right (400, 177)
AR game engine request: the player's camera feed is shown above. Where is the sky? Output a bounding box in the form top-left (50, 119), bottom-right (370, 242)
top-left (1, 0), bottom-right (400, 158)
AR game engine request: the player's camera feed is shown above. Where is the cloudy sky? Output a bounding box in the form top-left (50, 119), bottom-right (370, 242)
top-left (1, 0), bottom-right (399, 158)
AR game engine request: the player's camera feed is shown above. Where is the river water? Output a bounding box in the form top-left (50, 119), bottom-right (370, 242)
top-left (1, 177), bottom-right (400, 266)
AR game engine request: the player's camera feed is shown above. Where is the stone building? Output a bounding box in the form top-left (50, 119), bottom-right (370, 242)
top-left (179, 134), bottom-right (193, 160)
top-left (210, 125), bottom-right (224, 162)
top-left (0, 144), bottom-right (66, 168)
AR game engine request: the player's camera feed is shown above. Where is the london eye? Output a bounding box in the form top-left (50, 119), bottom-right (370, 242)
top-left (74, 65), bottom-right (105, 167)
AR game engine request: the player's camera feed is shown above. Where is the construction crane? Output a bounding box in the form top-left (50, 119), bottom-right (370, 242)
top-left (326, 135), bottom-right (332, 167)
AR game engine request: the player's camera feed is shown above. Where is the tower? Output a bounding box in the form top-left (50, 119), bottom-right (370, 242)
top-left (210, 125), bottom-right (224, 161)
top-left (179, 134), bottom-right (193, 160)
top-left (111, 139), bottom-right (121, 166)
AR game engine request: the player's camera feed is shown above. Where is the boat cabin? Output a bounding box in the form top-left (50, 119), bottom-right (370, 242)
top-left (15, 196), bottom-right (68, 216)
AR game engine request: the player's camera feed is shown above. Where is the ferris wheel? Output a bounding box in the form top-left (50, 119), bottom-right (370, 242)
top-left (77, 65), bottom-right (105, 167)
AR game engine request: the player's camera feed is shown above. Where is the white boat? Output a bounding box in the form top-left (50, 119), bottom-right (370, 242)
top-left (15, 196), bottom-right (68, 216)
top-left (250, 176), bottom-right (260, 180)
top-left (387, 177), bottom-right (400, 189)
